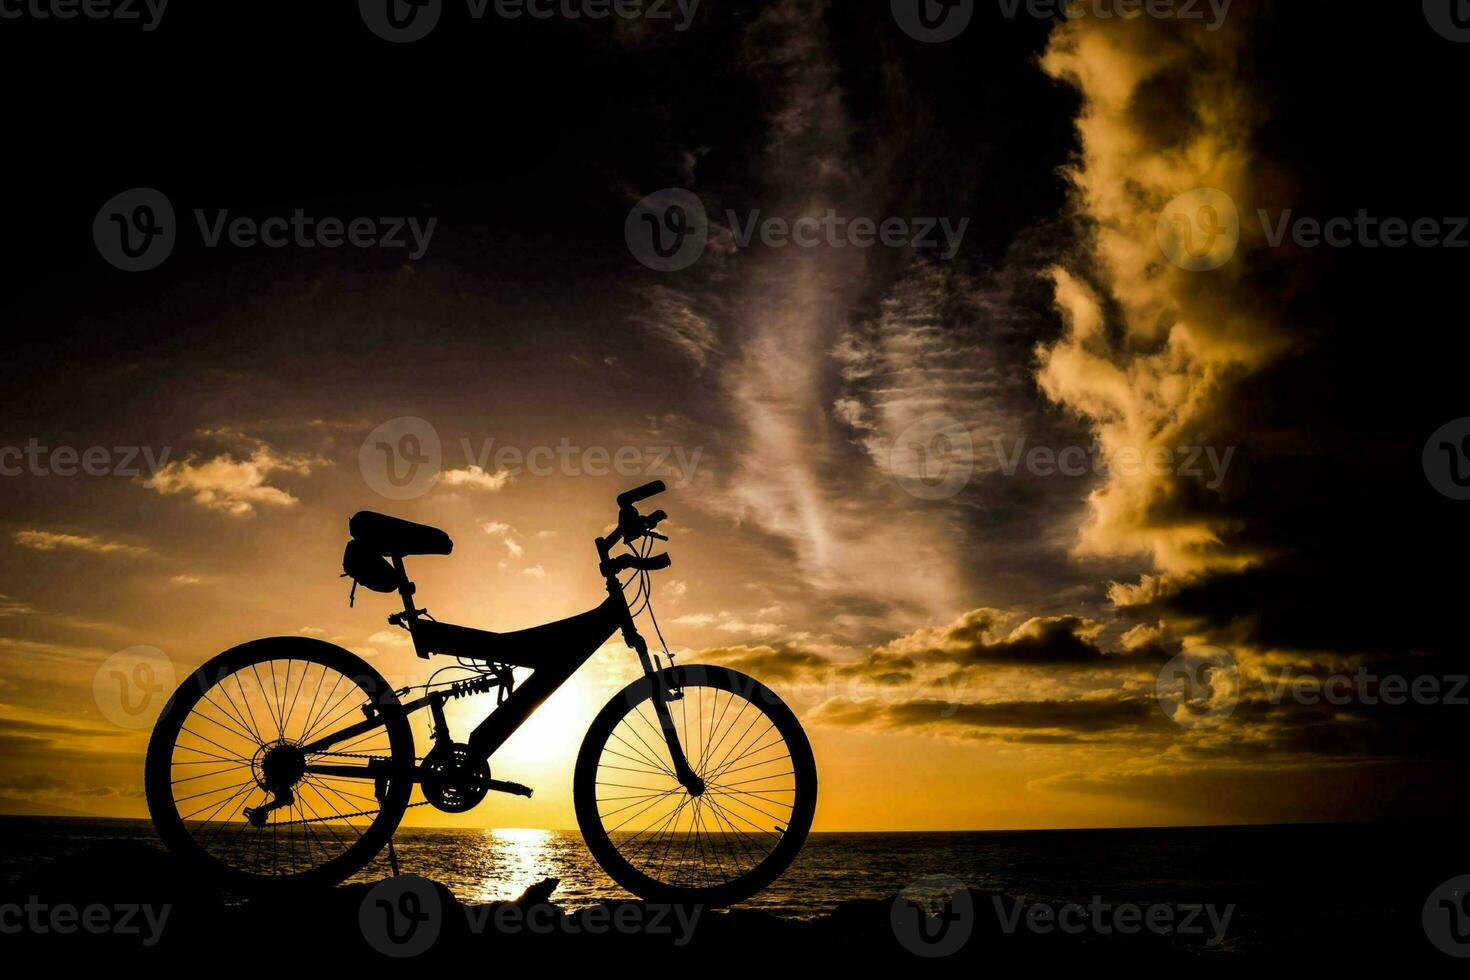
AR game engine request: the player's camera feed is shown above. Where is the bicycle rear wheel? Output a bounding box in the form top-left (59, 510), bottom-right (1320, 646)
top-left (144, 637), bottom-right (416, 891)
top-left (574, 664), bottom-right (817, 906)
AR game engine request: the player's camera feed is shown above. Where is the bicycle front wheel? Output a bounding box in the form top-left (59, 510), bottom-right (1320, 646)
top-left (574, 664), bottom-right (817, 906)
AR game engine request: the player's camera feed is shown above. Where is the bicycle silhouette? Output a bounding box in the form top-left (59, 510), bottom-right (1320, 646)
top-left (145, 482), bottom-right (818, 906)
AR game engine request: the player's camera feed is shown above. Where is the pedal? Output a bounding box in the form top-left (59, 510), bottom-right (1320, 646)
top-left (487, 779), bottom-right (533, 798)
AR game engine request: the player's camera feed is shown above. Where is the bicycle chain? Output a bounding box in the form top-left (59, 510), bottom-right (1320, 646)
top-left (269, 799), bottom-right (434, 827)
top-left (268, 750), bottom-right (429, 826)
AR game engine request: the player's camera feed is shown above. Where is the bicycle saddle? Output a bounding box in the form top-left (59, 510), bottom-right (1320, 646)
top-left (349, 511), bottom-right (454, 557)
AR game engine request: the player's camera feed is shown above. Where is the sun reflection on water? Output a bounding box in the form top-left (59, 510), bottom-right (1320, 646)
top-left (469, 827), bottom-right (561, 903)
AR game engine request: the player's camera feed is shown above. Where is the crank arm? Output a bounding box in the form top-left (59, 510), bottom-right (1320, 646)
top-left (486, 778), bottom-right (533, 798)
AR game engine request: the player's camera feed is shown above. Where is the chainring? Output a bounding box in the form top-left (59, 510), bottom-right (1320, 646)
top-left (420, 742), bottom-right (492, 813)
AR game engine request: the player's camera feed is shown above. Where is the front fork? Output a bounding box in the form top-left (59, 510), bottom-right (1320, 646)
top-left (623, 626), bottom-right (705, 797)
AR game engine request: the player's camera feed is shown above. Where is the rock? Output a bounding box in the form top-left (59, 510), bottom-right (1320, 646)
top-left (1, 845), bottom-right (1443, 966)
top-left (0, 840), bottom-right (221, 957)
top-left (513, 876), bottom-right (559, 905)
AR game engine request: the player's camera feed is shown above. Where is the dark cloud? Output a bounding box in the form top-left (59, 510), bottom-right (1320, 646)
top-left (812, 694), bottom-right (1162, 740)
top-left (878, 608), bottom-right (1173, 671)
top-left (703, 645), bottom-right (831, 681)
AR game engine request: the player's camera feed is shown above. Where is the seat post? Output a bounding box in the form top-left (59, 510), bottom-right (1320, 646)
top-left (390, 556), bottom-right (429, 658)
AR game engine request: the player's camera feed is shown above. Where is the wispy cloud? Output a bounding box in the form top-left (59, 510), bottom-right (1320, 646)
top-left (835, 262), bottom-right (1032, 485)
top-left (481, 521), bottom-right (524, 559)
top-left (13, 531), bottom-right (149, 557)
top-left (0, 595), bottom-right (36, 618)
top-left (672, 610), bottom-right (786, 639)
top-left (637, 285), bottom-right (719, 370)
top-left (690, 0), bottom-right (974, 628)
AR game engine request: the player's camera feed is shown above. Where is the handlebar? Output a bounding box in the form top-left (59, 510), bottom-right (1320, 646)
top-left (617, 481), bottom-right (666, 508)
top-left (599, 484), bottom-right (673, 579)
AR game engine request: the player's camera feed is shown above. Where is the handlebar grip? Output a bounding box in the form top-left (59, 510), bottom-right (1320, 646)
top-left (611, 553), bottom-right (671, 573)
top-left (617, 481), bottom-right (667, 508)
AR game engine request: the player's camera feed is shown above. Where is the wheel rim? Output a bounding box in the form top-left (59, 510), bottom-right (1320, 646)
top-left (583, 667), bottom-right (814, 899)
top-left (152, 649), bottom-right (408, 883)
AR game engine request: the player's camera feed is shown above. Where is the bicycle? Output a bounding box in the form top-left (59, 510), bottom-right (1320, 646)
top-left (144, 481), bottom-right (818, 906)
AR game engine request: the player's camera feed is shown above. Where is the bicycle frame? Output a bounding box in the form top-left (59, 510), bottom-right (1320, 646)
top-left (299, 528), bottom-right (703, 795)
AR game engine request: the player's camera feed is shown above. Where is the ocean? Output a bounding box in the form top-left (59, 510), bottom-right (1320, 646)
top-left (2, 816), bottom-right (1462, 952)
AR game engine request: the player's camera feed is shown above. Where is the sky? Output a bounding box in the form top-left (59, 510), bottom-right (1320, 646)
top-left (1, 0), bottom-right (1468, 831)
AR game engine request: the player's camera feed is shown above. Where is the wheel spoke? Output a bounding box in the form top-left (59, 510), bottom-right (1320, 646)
top-left (160, 650), bottom-right (410, 884)
top-left (590, 673), bottom-right (808, 898)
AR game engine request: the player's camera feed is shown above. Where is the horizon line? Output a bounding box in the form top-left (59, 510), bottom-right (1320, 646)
top-left (0, 810), bottom-right (1452, 835)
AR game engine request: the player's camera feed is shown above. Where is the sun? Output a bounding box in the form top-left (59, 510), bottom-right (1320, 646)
top-left (486, 669), bottom-right (590, 771)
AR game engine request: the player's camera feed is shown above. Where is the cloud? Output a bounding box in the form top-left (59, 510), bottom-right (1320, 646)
top-left (1019, 3), bottom-right (1459, 769)
top-left (142, 442), bottom-right (322, 516)
top-left (13, 531), bottom-right (149, 557)
top-left (672, 610), bottom-right (787, 639)
top-left (1029, 753), bottom-right (1470, 824)
top-left (1035, 15), bottom-right (1290, 580)
top-left (680, 603), bottom-right (1181, 735)
top-left (438, 466), bottom-right (512, 493)
top-left (481, 521), bottom-right (524, 558)
top-left (0, 595), bottom-right (35, 618)
top-left (876, 607), bottom-right (1170, 670)
top-left (0, 636), bottom-right (110, 667)
top-left (701, 644), bottom-right (830, 681)
top-left (809, 694), bottom-right (1162, 742)
top-left (698, 0), bottom-right (973, 628)
top-left (0, 716), bottom-right (119, 739)
top-left (636, 285), bottom-right (719, 370)
top-left (834, 261), bottom-right (1032, 487)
